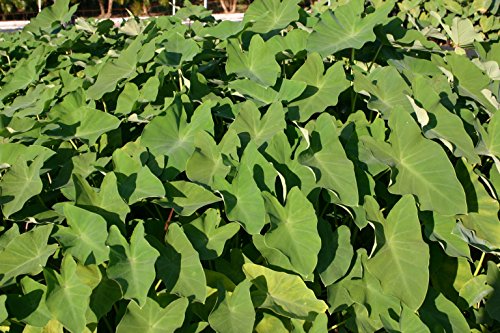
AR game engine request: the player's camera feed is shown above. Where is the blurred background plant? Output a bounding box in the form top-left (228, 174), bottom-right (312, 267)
top-left (0, 0), bottom-right (498, 40)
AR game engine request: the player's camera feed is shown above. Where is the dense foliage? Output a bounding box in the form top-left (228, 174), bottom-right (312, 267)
top-left (1, 0), bottom-right (500, 332)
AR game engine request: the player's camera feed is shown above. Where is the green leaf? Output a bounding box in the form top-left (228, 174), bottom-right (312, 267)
top-left (184, 209), bottom-right (240, 260)
top-left (112, 146), bottom-right (165, 204)
top-left (46, 90), bottom-right (121, 145)
top-left (459, 275), bottom-right (493, 307)
top-left (73, 173), bottom-right (130, 226)
top-left (386, 109), bottom-right (467, 215)
top-left (45, 256), bottom-right (92, 333)
top-left (317, 224), bottom-right (353, 286)
top-left (255, 313), bottom-right (289, 333)
top-left (7, 277), bottom-right (52, 327)
top-left (367, 195), bottom-right (430, 310)
top-left (0, 155), bottom-right (44, 218)
top-left (288, 54), bottom-right (349, 122)
top-left (419, 288), bottom-right (470, 332)
top-left (156, 32), bottom-right (200, 67)
top-left (456, 159), bottom-right (500, 251)
top-left (217, 166), bottom-right (266, 235)
top-left (23, 0), bottom-right (76, 33)
top-left (446, 54), bottom-right (497, 114)
top-left (258, 187), bottom-right (321, 279)
top-left (0, 225), bottom-right (57, 287)
top-left (115, 82), bottom-right (139, 115)
top-left (486, 261), bottom-right (500, 321)
top-left (229, 101), bottom-right (286, 148)
top-left (208, 280), bottom-right (255, 333)
top-left (298, 113), bottom-right (359, 206)
top-left (0, 46), bottom-right (49, 102)
top-left (422, 212), bottom-right (471, 259)
top-left (87, 37), bottom-right (142, 100)
top-left (243, 0), bottom-right (300, 34)
top-left (411, 75), bottom-right (479, 164)
top-left (155, 181), bottom-right (221, 216)
top-left (0, 295), bottom-right (7, 323)
top-left (243, 263), bottom-right (328, 321)
top-left (54, 205), bottom-right (109, 265)
top-left (352, 66), bottom-right (412, 117)
top-left (307, 0), bottom-right (394, 56)
top-left (106, 223), bottom-right (159, 307)
top-left (116, 297), bottom-right (189, 333)
top-left (226, 35), bottom-right (280, 87)
top-left (156, 223), bottom-right (207, 302)
top-left (141, 99), bottom-right (214, 178)
top-left (186, 131), bottom-right (230, 187)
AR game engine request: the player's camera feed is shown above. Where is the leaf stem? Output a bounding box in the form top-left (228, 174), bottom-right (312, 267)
top-left (164, 208), bottom-right (174, 232)
top-left (154, 279), bottom-right (162, 291)
top-left (329, 319), bottom-right (347, 331)
top-left (102, 315), bottom-right (114, 333)
top-left (367, 44), bottom-right (383, 71)
top-left (154, 205), bottom-right (165, 222)
top-left (474, 252), bottom-right (486, 276)
top-left (69, 139), bottom-right (78, 150)
top-left (178, 69), bottom-right (183, 91)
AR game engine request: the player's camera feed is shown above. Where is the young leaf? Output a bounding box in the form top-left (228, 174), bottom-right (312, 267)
top-left (367, 195), bottom-right (430, 311)
top-left (45, 256), bottom-right (92, 333)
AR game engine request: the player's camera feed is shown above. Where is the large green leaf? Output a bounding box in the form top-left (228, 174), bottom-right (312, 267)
top-left (106, 223), bottom-right (159, 307)
top-left (226, 35), bottom-right (280, 87)
top-left (228, 101), bottom-right (286, 147)
top-left (73, 173), bottom-right (130, 226)
top-left (112, 145), bottom-right (165, 204)
top-left (385, 109), bottom-right (467, 215)
top-left (0, 225), bottom-right (57, 287)
top-left (141, 99), bottom-right (215, 178)
top-left (411, 75), bottom-right (479, 164)
top-left (86, 37), bottom-right (142, 100)
top-left (155, 180), bottom-right (221, 216)
top-left (307, 0), bottom-right (394, 56)
top-left (156, 32), bottom-right (200, 68)
top-left (257, 187), bottom-right (321, 279)
top-left (44, 256), bottom-right (92, 333)
top-left (419, 288), bottom-right (470, 332)
top-left (456, 159), bottom-right (500, 251)
top-left (446, 54), bottom-right (497, 114)
top-left (186, 131), bottom-right (230, 187)
top-left (243, 263), bottom-right (328, 321)
top-left (298, 113), bottom-right (359, 206)
top-left (208, 280), bottom-right (255, 333)
top-left (317, 224), bottom-right (353, 286)
top-left (243, 0), bottom-right (300, 34)
top-left (155, 223), bottom-right (207, 302)
top-left (0, 155), bottom-right (44, 218)
top-left (184, 209), bottom-right (240, 260)
top-left (46, 90), bottom-right (121, 145)
top-left (288, 54), bottom-right (349, 122)
top-left (54, 205), bottom-right (109, 265)
top-left (217, 166), bottom-right (266, 235)
top-left (116, 297), bottom-right (189, 333)
top-left (352, 66), bottom-right (412, 117)
top-left (367, 195), bottom-right (429, 310)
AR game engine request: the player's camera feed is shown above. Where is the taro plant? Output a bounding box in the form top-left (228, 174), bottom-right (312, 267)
top-left (0, 0), bottom-right (499, 332)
